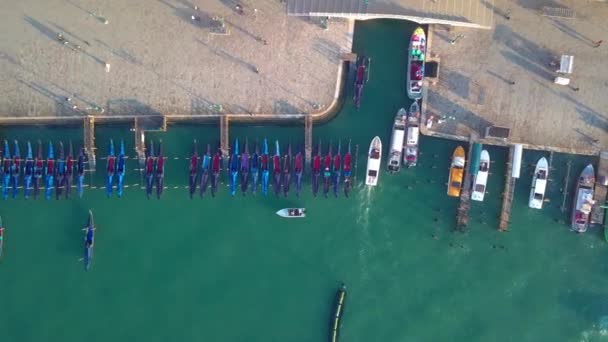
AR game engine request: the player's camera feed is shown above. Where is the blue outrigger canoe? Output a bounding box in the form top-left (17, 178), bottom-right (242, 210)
top-left (211, 145), bottom-right (221, 197)
top-left (24, 141), bottom-right (34, 199)
top-left (11, 140), bottom-right (20, 199)
top-left (33, 141), bottom-right (43, 199)
top-left (312, 140), bottom-right (321, 197)
top-left (273, 140), bottom-right (281, 196)
top-left (189, 140), bottom-right (198, 198)
top-left (145, 141), bottom-right (155, 199)
top-left (229, 138), bottom-right (239, 196)
top-left (1, 141), bottom-right (9, 200)
top-left (261, 138), bottom-right (269, 196)
top-left (200, 144), bottom-right (211, 197)
top-left (106, 140), bottom-right (116, 197)
top-left (323, 141), bottom-right (332, 198)
top-left (343, 140), bottom-right (352, 197)
top-left (56, 142), bottom-right (66, 199)
top-left (83, 210), bottom-right (95, 272)
top-left (240, 139), bottom-right (250, 194)
top-left (116, 140), bottom-right (126, 197)
top-left (76, 147), bottom-right (85, 198)
top-left (44, 142), bottom-right (54, 200)
top-left (65, 142), bottom-right (74, 199)
top-left (155, 141), bottom-right (164, 199)
top-left (251, 141), bottom-right (260, 194)
top-left (333, 140), bottom-right (342, 198)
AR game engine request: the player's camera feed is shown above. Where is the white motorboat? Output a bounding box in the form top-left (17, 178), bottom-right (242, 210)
top-left (528, 157), bottom-right (548, 209)
top-left (471, 150), bottom-right (490, 202)
top-left (387, 108), bottom-right (406, 173)
top-left (276, 208), bottom-right (306, 218)
top-left (403, 101), bottom-right (420, 167)
top-left (366, 136), bottom-right (382, 186)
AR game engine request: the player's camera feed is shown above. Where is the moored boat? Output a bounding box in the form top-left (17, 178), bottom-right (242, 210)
top-left (229, 138), bottom-right (239, 196)
top-left (76, 146), bottom-right (85, 198)
top-left (353, 56), bottom-right (370, 109)
top-left (155, 141), bottom-right (165, 199)
top-left (56, 141), bottom-right (66, 199)
top-left (116, 140), bottom-right (126, 198)
top-left (343, 140), bottom-right (352, 197)
top-left (145, 141), bottom-right (155, 199)
top-left (365, 137), bottom-right (382, 186)
top-left (333, 140), bottom-right (342, 197)
top-left (312, 140), bottom-right (321, 196)
top-left (24, 141), bottom-right (34, 199)
top-left (276, 208), bottom-right (306, 218)
top-left (404, 101), bottom-right (420, 167)
top-left (407, 27), bottom-right (426, 100)
top-left (200, 144), bottom-right (211, 197)
top-left (11, 140), bottom-right (20, 199)
top-left (282, 143), bottom-right (292, 197)
top-left (387, 108), bottom-right (406, 173)
top-left (44, 142), bottom-right (54, 200)
top-left (211, 144), bottom-right (222, 197)
top-left (471, 150), bottom-right (490, 202)
top-left (241, 138), bottom-right (250, 194)
top-left (529, 157), bottom-right (549, 209)
top-left (189, 140), bottom-right (198, 198)
top-left (571, 164), bottom-right (596, 233)
top-left (105, 140), bottom-right (115, 197)
top-left (83, 210), bottom-right (95, 272)
top-left (0, 216), bottom-right (4, 259)
top-left (261, 138), bottom-right (270, 196)
top-left (329, 284), bottom-right (347, 342)
top-left (323, 141), bottom-right (332, 197)
top-left (294, 147), bottom-right (303, 198)
top-left (65, 142), bottom-right (74, 199)
top-left (1, 140), bottom-right (9, 200)
top-left (447, 146), bottom-right (466, 197)
top-left (34, 141), bottom-right (43, 199)
top-left (251, 140), bottom-right (260, 194)
top-left (273, 140), bottom-right (281, 196)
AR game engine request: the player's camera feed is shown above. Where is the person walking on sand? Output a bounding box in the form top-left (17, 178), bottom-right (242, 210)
top-left (594, 40), bottom-right (603, 48)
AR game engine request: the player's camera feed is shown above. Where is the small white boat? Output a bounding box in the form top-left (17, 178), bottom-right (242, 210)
top-left (529, 157), bottom-right (548, 209)
top-left (471, 150), bottom-right (490, 202)
top-left (403, 101), bottom-right (420, 167)
top-left (366, 136), bottom-right (382, 186)
top-left (276, 208), bottom-right (306, 218)
top-left (387, 108), bottom-right (406, 173)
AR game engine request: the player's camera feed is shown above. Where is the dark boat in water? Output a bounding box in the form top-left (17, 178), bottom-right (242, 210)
top-left (229, 138), bottom-right (239, 196)
top-left (273, 140), bottom-right (281, 196)
top-left (56, 142), bottom-right (66, 199)
top-left (34, 141), bottom-right (43, 199)
top-left (282, 143), bottom-right (292, 197)
top-left (116, 140), bottom-right (126, 197)
top-left (44, 142), bottom-right (54, 200)
top-left (572, 164), bottom-right (596, 233)
top-left (83, 210), bottom-right (95, 272)
top-left (145, 141), bottom-right (155, 199)
top-left (353, 55), bottom-right (370, 109)
top-left (240, 139), bottom-right (250, 194)
top-left (189, 140), bottom-right (198, 198)
top-left (105, 140), bottom-right (116, 197)
top-left (200, 144), bottom-right (211, 197)
top-left (294, 148), bottom-right (303, 198)
top-left (251, 140), bottom-right (260, 194)
top-left (1, 140), bottom-right (9, 200)
top-left (155, 141), bottom-right (165, 199)
top-left (323, 142), bottom-right (332, 198)
top-left (312, 140), bottom-right (321, 197)
top-left (76, 146), bottom-right (85, 198)
top-left (261, 139), bottom-right (270, 196)
top-left (65, 142), bottom-right (74, 199)
top-left (211, 145), bottom-right (222, 197)
top-left (332, 141), bottom-right (342, 198)
top-left (24, 141), bottom-right (34, 199)
top-left (343, 140), bottom-right (352, 197)
top-left (11, 140), bottom-right (20, 199)
top-left (329, 284), bottom-right (347, 342)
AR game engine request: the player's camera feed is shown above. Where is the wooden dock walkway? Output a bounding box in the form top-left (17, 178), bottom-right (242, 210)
top-left (499, 146), bottom-right (516, 231)
top-left (456, 137), bottom-right (476, 231)
top-left (591, 151), bottom-right (608, 225)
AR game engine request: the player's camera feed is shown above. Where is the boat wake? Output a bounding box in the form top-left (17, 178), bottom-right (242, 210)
top-left (355, 186), bottom-right (374, 282)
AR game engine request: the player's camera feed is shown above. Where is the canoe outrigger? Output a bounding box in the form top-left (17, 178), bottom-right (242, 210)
top-left (333, 140), bottom-right (342, 197)
top-left (56, 141), bottom-right (66, 199)
top-left (329, 284), bottom-right (347, 342)
top-left (1, 140), bottom-right (9, 200)
top-left (251, 140), bottom-right (260, 194)
top-left (261, 138), bottom-right (270, 196)
top-left (155, 140), bottom-right (165, 199)
top-left (145, 141), bottom-right (155, 199)
top-left (353, 55), bottom-right (370, 110)
top-left (76, 147), bottom-right (85, 198)
top-left (44, 142), bottom-right (54, 200)
top-left (312, 139), bottom-right (321, 197)
top-left (65, 142), bottom-right (74, 199)
top-left (105, 140), bottom-right (116, 197)
top-left (282, 143), bottom-right (292, 197)
top-left (189, 140), bottom-right (198, 198)
top-left (200, 144), bottom-right (211, 197)
top-left (83, 210), bottom-right (95, 272)
top-left (323, 141), bottom-right (332, 198)
top-left (273, 140), bottom-right (281, 196)
top-left (229, 138), bottom-right (239, 196)
top-left (34, 141), bottom-right (43, 199)
top-left (294, 147), bottom-right (303, 198)
top-left (343, 140), bottom-right (352, 197)
top-left (241, 138), bottom-right (250, 194)
top-left (211, 144), bottom-right (222, 197)
top-left (11, 140), bottom-right (20, 199)
top-left (24, 141), bottom-right (34, 199)
top-left (116, 140), bottom-right (126, 198)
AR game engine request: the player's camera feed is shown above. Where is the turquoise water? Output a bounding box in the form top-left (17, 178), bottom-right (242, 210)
top-left (0, 20), bottom-right (606, 342)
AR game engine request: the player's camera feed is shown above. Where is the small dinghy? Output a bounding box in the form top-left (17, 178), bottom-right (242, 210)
top-left (276, 208), bottom-right (306, 218)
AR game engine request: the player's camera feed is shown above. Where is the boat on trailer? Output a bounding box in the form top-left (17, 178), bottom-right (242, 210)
top-left (353, 56), bottom-right (371, 109)
top-left (471, 150), bottom-right (490, 202)
top-left (276, 208), bottom-right (306, 218)
top-left (34, 141), bottom-right (44, 199)
top-left (571, 164), bottom-right (595, 233)
top-left (312, 140), bottom-right (321, 197)
top-left (44, 142), bottom-right (54, 200)
top-left (241, 139), bottom-right (250, 194)
top-left (105, 140), bottom-right (115, 197)
top-left (387, 108), bottom-right (406, 173)
top-left (200, 144), bottom-right (211, 197)
top-left (189, 140), bottom-right (198, 198)
top-left (407, 27), bottom-right (426, 100)
top-left (365, 137), bottom-right (382, 186)
top-left (447, 146), bottom-right (465, 197)
top-left (116, 140), bottom-right (126, 197)
top-left (24, 142), bottom-right (34, 199)
top-left (404, 101), bottom-right (420, 167)
top-left (83, 210), bottom-right (95, 272)
top-left (155, 141), bottom-right (165, 199)
top-left (343, 140), bottom-right (352, 197)
top-left (65, 142), bottom-right (74, 199)
top-left (529, 157), bottom-right (548, 209)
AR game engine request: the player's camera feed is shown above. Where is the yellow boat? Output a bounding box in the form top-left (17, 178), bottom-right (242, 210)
top-left (447, 146), bottom-right (466, 197)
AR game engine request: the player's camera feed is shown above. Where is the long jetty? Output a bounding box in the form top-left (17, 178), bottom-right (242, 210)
top-left (499, 146), bottom-right (516, 232)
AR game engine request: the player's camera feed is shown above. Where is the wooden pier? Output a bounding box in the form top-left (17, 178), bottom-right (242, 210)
top-left (220, 115), bottom-right (230, 159)
top-left (499, 146), bottom-right (516, 232)
top-left (456, 139), bottom-right (475, 231)
top-left (591, 151), bottom-right (608, 225)
top-left (83, 116), bottom-right (96, 169)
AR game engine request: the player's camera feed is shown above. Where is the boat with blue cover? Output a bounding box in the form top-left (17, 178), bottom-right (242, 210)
top-left (273, 140), bottom-right (281, 196)
top-left (76, 147), bottom-right (85, 198)
top-left (251, 140), bottom-right (260, 194)
top-left (34, 141), bottom-right (43, 199)
top-left (200, 144), bottom-right (211, 197)
top-left (44, 142), bottom-right (54, 200)
top-left (189, 140), bottom-right (198, 198)
top-left (282, 143), bottom-right (292, 197)
top-left (333, 140), bottom-right (342, 197)
top-left (116, 140), bottom-right (126, 197)
top-left (211, 144), bottom-right (221, 197)
top-left (65, 142), bottom-right (74, 199)
top-left (294, 147), bottom-right (303, 198)
top-left (343, 140), bottom-right (352, 197)
top-left (1, 140), bottom-right (9, 200)
top-left (145, 141), bottom-right (155, 198)
top-left (106, 140), bottom-right (116, 197)
top-left (83, 210), bottom-right (95, 272)
top-left (241, 139), bottom-right (250, 194)
top-left (323, 141), bottom-right (332, 198)
top-left (11, 140), bottom-right (20, 199)
top-left (261, 139), bottom-right (270, 196)
top-left (155, 141), bottom-right (165, 199)
top-left (24, 141), bottom-right (34, 199)
top-left (312, 140), bottom-right (321, 197)
top-left (56, 142), bottom-right (66, 199)
top-left (229, 138), bottom-right (239, 196)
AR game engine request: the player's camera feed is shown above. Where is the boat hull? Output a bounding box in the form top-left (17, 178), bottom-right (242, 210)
top-left (471, 150), bottom-right (490, 202)
top-left (276, 208), bottom-right (306, 218)
top-left (365, 137), bottom-right (382, 186)
top-left (406, 27), bottom-right (426, 100)
top-left (529, 157), bottom-right (549, 209)
top-left (447, 146), bottom-right (466, 197)
top-left (571, 164), bottom-right (595, 232)
top-left (387, 108), bottom-right (406, 173)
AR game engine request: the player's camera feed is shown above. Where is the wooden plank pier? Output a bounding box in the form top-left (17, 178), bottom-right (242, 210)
top-left (220, 115), bottom-right (230, 159)
top-left (83, 116), bottom-right (96, 169)
top-left (499, 146), bottom-right (516, 232)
